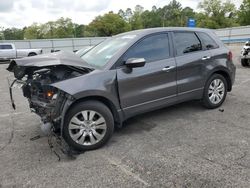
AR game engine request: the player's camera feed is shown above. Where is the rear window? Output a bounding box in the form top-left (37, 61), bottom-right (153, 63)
top-left (197, 32), bottom-right (219, 50)
top-left (0, 44), bottom-right (13, 49)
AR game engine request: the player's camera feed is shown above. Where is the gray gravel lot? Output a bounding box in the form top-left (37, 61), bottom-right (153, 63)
top-left (1, 46), bottom-right (250, 188)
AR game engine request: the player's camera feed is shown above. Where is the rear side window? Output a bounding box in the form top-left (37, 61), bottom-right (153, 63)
top-left (174, 32), bottom-right (202, 56)
top-left (198, 32), bottom-right (219, 50)
top-left (0, 45), bottom-right (13, 49)
top-left (124, 33), bottom-right (170, 63)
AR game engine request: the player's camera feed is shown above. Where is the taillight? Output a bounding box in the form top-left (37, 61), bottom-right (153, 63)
top-left (228, 51), bottom-right (233, 61)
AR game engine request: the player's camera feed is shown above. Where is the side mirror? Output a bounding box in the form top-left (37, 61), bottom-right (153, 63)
top-left (125, 58), bottom-right (146, 68)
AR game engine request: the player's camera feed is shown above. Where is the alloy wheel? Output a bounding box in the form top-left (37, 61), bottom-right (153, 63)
top-left (68, 110), bottom-right (107, 146)
top-left (208, 79), bottom-right (225, 105)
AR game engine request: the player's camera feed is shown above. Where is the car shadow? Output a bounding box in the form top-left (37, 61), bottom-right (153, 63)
top-left (115, 100), bottom-right (204, 136)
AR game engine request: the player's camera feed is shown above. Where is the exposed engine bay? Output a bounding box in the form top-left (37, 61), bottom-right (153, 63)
top-left (8, 61), bottom-right (92, 133)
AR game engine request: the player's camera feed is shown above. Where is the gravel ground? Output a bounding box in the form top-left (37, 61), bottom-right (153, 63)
top-left (1, 46), bottom-right (250, 188)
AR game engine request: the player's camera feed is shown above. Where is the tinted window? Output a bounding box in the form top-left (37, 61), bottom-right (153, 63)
top-left (124, 33), bottom-right (170, 63)
top-left (0, 45), bottom-right (13, 49)
top-left (198, 32), bottom-right (219, 49)
top-left (174, 32), bottom-right (202, 56)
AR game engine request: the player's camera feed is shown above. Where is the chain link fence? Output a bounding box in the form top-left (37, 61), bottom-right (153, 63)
top-left (0, 26), bottom-right (249, 52)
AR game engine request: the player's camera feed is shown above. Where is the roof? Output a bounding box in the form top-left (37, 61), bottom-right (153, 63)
top-left (117, 27), bottom-right (212, 37)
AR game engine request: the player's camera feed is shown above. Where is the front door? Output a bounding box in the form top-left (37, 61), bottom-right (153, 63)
top-left (116, 33), bottom-right (177, 119)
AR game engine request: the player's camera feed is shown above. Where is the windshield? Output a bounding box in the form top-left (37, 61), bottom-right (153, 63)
top-left (81, 35), bottom-right (137, 68)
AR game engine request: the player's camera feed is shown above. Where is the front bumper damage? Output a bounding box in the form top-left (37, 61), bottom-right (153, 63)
top-left (8, 78), bottom-right (74, 134)
top-left (8, 78), bottom-right (80, 160)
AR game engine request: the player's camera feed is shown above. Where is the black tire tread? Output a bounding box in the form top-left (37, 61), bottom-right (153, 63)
top-left (63, 100), bottom-right (114, 151)
top-left (202, 74), bottom-right (228, 109)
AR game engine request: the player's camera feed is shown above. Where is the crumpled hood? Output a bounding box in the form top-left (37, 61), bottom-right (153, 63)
top-left (8, 51), bottom-right (93, 69)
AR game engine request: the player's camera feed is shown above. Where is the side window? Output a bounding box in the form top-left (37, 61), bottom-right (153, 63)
top-left (198, 32), bottom-right (219, 50)
top-left (124, 33), bottom-right (170, 63)
top-left (4, 45), bottom-right (13, 49)
top-left (174, 32), bottom-right (202, 56)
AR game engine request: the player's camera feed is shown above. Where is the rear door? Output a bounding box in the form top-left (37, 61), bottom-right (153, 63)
top-left (173, 31), bottom-right (211, 99)
top-left (116, 33), bottom-right (177, 118)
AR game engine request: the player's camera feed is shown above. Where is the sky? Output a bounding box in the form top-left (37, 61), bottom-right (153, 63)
top-left (0, 0), bottom-right (243, 29)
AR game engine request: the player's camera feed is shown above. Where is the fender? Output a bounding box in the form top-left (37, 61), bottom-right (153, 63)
top-left (51, 69), bottom-right (124, 127)
top-left (205, 65), bottom-right (233, 91)
top-left (51, 69), bottom-right (121, 110)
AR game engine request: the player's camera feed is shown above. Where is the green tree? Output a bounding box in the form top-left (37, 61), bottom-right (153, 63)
top-left (181, 7), bottom-right (195, 26)
top-left (130, 5), bottom-right (144, 30)
top-left (24, 23), bottom-right (43, 39)
top-left (53, 17), bottom-right (74, 38)
top-left (237, 0), bottom-right (250, 25)
top-left (73, 24), bottom-right (85, 37)
top-left (125, 8), bottom-right (133, 22)
top-left (118, 9), bottom-right (126, 20)
top-left (141, 7), bottom-right (162, 28)
top-left (198, 0), bottom-right (238, 28)
top-left (40, 21), bottom-right (55, 38)
top-left (25, 18), bottom-right (76, 39)
top-left (88, 12), bottom-right (131, 36)
top-left (161, 0), bottom-right (182, 27)
top-left (3, 28), bottom-right (24, 40)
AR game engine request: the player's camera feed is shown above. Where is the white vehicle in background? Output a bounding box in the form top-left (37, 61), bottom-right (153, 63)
top-left (0, 43), bottom-right (42, 60)
top-left (241, 41), bottom-right (250, 67)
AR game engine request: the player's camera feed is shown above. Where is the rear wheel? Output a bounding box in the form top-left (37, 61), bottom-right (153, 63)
top-left (202, 74), bottom-right (227, 109)
top-left (63, 101), bottom-right (114, 151)
top-left (241, 59), bottom-right (249, 67)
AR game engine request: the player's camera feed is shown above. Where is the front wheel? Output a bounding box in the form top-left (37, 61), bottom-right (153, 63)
top-left (63, 101), bottom-right (114, 151)
top-left (202, 74), bottom-right (227, 109)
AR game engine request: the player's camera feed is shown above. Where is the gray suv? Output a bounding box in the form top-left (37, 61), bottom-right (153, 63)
top-left (7, 27), bottom-right (236, 151)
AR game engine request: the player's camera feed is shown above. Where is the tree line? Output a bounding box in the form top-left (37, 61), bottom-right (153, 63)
top-left (0, 0), bottom-right (249, 40)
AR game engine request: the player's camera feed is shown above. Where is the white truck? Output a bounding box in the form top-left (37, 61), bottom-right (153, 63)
top-left (0, 43), bottom-right (43, 60)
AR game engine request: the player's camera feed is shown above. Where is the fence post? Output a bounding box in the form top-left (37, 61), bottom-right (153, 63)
top-left (51, 40), bottom-right (54, 51)
top-left (228, 28), bottom-right (232, 46)
top-left (28, 40), bottom-right (32, 49)
top-left (72, 38), bottom-right (75, 51)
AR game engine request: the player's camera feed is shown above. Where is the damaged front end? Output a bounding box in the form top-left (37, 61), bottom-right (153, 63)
top-left (7, 52), bottom-right (94, 134)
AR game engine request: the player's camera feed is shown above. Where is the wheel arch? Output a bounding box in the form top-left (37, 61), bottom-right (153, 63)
top-left (64, 96), bottom-right (123, 127)
top-left (28, 52), bottom-right (37, 56)
top-left (207, 69), bottom-right (232, 92)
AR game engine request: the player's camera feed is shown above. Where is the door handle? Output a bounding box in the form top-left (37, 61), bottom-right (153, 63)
top-left (201, 56), bottom-right (211, 60)
top-left (162, 66), bottom-right (175, 72)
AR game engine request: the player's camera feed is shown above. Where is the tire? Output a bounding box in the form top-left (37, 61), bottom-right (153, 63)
top-left (202, 74), bottom-right (228, 109)
top-left (241, 59), bottom-right (249, 67)
top-left (63, 100), bottom-right (114, 151)
top-left (28, 52), bottom-right (37, 56)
